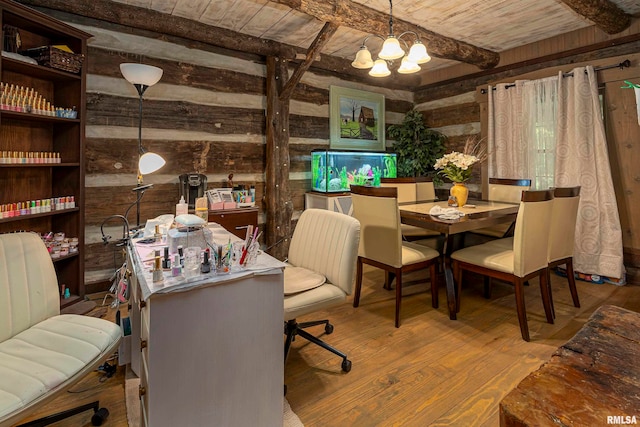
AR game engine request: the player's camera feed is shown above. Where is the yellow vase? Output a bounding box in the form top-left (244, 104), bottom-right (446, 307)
top-left (450, 182), bottom-right (469, 207)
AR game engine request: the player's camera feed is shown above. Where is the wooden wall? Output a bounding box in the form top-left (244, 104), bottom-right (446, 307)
top-left (33, 7), bottom-right (413, 286)
top-left (30, 2), bottom-right (639, 287)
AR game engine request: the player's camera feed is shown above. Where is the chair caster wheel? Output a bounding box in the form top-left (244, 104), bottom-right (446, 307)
top-left (325, 323), bottom-right (334, 334)
top-left (91, 408), bottom-right (109, 426)
top-left (341, 359), bottom-right (352, 373)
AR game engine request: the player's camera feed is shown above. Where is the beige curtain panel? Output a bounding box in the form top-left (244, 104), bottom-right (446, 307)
top-left (487, 66), bottom-right (624, 279)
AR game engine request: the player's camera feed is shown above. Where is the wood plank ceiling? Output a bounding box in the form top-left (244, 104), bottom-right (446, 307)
top-left (111, 0), bottom-right (640, 76)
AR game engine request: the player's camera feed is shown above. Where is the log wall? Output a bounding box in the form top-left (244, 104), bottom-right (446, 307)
top-left (37, 10), bottom-right (412, 285)
top-left (30, 3), bottom-right (639, 287)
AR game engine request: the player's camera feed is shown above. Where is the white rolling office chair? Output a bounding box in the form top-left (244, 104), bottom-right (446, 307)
top-left (284, 209), bottom-right (360, 373)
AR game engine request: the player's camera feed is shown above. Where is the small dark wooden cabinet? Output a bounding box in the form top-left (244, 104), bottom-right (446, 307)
top-left (208, 207), bottom-right (258, 239)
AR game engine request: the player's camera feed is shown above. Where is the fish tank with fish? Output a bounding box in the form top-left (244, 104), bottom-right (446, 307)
top-left (311, 149), bottom-right (397, 193)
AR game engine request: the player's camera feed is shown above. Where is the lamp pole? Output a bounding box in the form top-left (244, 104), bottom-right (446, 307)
top-left (120, 63), bottom-right (164, 230)
top-left (135, 86), bottom-right (146, 229)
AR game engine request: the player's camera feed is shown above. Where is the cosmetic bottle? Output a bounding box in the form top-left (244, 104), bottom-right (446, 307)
top-left (152, 256), bottom-right (163, 283)
top-left (201, 250), bottom-right (211, 274)
top-left (171, 254), bottom-right (182, 277)
top-left (176, 196), bottom-right (188, 217)
top-left (162, 246), bottom-right (170, 269)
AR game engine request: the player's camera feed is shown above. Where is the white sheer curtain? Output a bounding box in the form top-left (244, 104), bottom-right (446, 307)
top-left (487, 66), bottom-right (624, 279)
top-left (522, 77), bottom-right (557, 190)
top-left (488, 78), bottom-right (557, 189)
top-left (556, 66), bottom-right (624, 279)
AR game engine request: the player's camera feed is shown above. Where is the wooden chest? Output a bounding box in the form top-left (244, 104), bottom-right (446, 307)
top-left (500, 305), bottom-right (640, 426)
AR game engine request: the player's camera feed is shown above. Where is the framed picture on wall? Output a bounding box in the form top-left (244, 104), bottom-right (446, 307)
top-left (330, 86), bottom-right (385, 151)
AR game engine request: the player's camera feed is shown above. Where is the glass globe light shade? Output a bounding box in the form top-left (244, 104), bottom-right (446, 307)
top-left (369, 59), bottom-right (391, 77)
top-left (397, 56), bottom-right (421, 74)
top-left (120, 63), bottom-right (164, 87)
top-left (378, 36), bottom-right (405, 60)
top-left (407, 41), bottom-right (431, 64)
top-left (351, 46), bottom-right (374, 69)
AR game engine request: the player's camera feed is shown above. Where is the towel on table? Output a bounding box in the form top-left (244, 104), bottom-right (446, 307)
top-left (429, 206), bottom-right (465, 218)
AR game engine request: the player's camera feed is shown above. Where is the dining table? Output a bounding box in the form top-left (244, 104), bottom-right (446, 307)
top-left (399, 199), bottom-right (520, 320)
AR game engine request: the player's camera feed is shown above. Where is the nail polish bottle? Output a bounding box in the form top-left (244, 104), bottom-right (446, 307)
top-left (172, 254), bottom-right (182, 277)
top-left (201, 250), bottom-right (211, 274)
top-left (152, 256), bottom-right (163, 283)
top-left (162, 246), bottom-right (170, 269)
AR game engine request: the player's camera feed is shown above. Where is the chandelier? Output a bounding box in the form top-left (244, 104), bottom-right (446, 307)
top-left (351, 0), bottom-right (431, 77)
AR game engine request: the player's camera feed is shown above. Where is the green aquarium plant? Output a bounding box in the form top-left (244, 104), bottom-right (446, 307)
top-left (372, 166), bottom-right (382, 187)
top-left (388, 109), bottom-right (446, 182)
top-left (383, 154), bottom-right (397, 178)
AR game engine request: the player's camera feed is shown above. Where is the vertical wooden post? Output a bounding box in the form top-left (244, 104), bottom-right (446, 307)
top-left (265, 56), bottom-right (293, 260)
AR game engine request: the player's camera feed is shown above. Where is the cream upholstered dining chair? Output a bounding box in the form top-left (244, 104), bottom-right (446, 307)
top-left (350, 185), bottom-right (440, 328)
top-left (0, 232), bottom-right (121, 427)
top-left (380, 178), bottom-right (440, 240)
top-left (284, 209), bottom-right (360, 373)
top-left (472, 178), bottom-right (531, 239)
top-left (451, 190), bottom-right (555, 341)
top-left (547, 186), bottom-right (581, 315)
top-left (481, 186), bottom-right (582, 317)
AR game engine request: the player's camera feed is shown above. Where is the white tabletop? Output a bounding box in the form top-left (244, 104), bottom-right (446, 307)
top-left (131, 223), bottom-right (285, 301)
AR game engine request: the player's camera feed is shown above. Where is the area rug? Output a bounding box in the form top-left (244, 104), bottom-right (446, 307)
top-left (125, 367), bottom-right (303, 426)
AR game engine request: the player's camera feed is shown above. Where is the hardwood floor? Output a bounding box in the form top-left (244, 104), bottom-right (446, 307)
top-left (15, 269), bottom-right (639, 427)
top-left (284, 267), bottom-right (639, 427)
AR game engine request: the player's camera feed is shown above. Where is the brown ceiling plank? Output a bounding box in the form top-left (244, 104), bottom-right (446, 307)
top-left (280, 21), bottom-right (338, 101)
top-left (270, 0), bottom-right (500, 70)
top-left (559, 0), bottom-right (632, 34)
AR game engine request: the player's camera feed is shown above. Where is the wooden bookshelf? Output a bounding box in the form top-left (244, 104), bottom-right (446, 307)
top-left (0, 0), bottom-right (91, 308)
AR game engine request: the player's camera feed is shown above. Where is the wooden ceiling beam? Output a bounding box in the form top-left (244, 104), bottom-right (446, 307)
top-left (271, 0), bottom-right (500, 70)
top-left (20, 0), bottom-right (416, 90)
top-left (18, 0), bottom-right (298, 58)
top-left (558, 0), bottom-right (632, 34)
top-left (280, 22), bottom-right (338, 101)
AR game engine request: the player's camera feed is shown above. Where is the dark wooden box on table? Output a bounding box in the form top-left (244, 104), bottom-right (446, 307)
top-left (500, 305), bottom-right (640, 426)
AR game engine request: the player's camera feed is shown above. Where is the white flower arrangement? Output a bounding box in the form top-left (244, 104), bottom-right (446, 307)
top-left (434, 137), bottom-right (486, 183)
top-left (434, 152), bottom-right (479, 182)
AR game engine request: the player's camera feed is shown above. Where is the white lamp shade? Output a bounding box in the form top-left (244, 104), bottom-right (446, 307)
top-left (139, 151), bottom-right (166, 175)
top-left (120, 63), bottom-right (163, 87)
top-left (351, 46), bottom-right (374, 69)
top-left (369, 59), bottom-right (391, 77)
top-left (397, 56), bottom-right (421, 74)
top-left (378, 37), bottom-right (405, 60)
top-left (407, 41), bottom-right (431, 64)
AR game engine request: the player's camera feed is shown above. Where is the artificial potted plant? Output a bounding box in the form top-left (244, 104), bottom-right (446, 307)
top-left (387, 109), bottom-right (446, 181)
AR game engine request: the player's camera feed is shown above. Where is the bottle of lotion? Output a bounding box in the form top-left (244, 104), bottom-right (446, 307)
top-left (176, 195), bottom-right (188, 217)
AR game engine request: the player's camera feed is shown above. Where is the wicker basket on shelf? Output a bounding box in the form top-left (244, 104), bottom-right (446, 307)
top-left (2, 25), bottom-right (21, 53)
top-left (20, 45), bottom-right (83, 74)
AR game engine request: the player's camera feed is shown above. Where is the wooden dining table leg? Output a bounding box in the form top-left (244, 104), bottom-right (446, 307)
top-left (442, 233), bottom-right (457, 320)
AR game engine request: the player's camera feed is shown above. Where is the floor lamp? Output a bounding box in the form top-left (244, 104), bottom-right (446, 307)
top-left (120, 63), bottom-right (166, 229)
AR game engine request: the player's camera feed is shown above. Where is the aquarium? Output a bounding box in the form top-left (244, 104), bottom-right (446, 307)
top-left (311, 149), bottom-right (397, 193)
